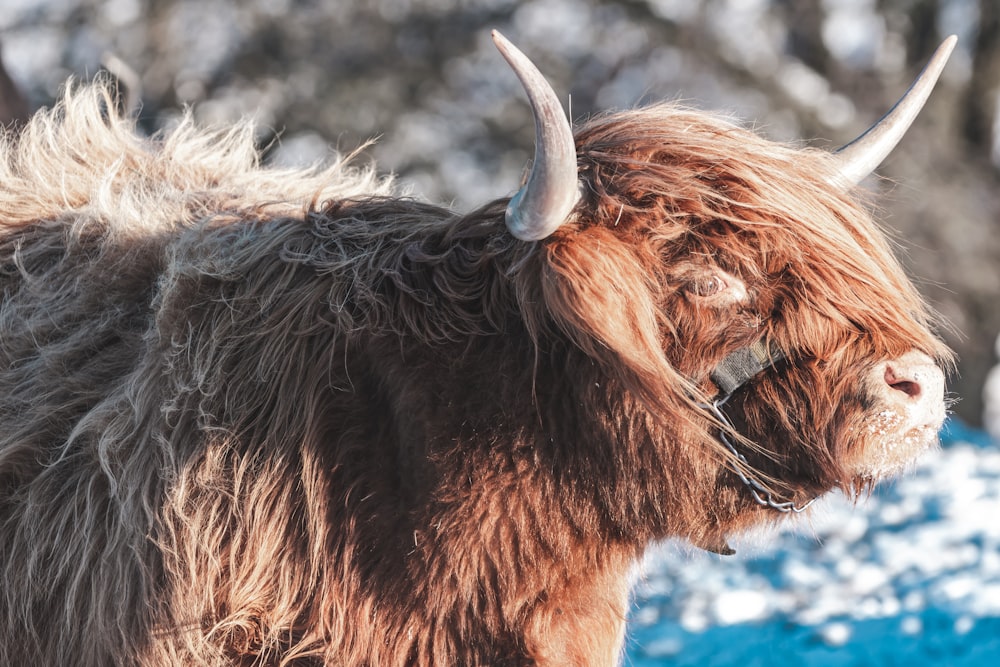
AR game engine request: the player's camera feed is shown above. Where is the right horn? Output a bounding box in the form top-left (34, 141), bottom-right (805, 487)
top-left (832, 35), bottom-right (957, 187)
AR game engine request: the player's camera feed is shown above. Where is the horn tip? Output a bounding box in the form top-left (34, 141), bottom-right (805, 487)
top-left (491, 29), bottom-right (512, 51)
top-left (937, 34), bottom-right (958, 61)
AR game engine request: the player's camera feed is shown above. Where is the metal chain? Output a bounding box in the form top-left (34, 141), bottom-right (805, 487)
top-left (701, 395), bottom-right (817, 514)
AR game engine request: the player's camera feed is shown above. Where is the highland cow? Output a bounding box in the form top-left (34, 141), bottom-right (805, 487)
top-left (0, 31), bottom-right (953, 666)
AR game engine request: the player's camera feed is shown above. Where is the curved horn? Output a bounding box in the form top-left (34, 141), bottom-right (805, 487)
top-left (492, 30), bottom-right (580, 241)
top-left (833, 35), bottom-right (957, 187)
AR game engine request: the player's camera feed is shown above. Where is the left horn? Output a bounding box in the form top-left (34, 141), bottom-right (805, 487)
top-left (492, 30), bottom-right (579, 241)
top-left (832, 35), bottom-right (956, 187)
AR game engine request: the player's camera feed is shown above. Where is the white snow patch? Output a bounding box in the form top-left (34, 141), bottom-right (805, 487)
top-left (819, 621), bottom-right (852, 647)
top-left (712, 589), bottom-right (771, 625)
top-left (630, 439), bottom-right (1000, 664)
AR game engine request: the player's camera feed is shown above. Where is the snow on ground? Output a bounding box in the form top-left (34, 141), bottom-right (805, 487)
top-left (625, 423), bottom-right (1000, 666)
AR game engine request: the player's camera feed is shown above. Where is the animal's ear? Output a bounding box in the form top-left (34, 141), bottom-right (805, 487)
top-left (540, 226), bottom-right (691, 410)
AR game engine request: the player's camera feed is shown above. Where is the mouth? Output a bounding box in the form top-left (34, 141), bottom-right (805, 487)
top-left (852, 407), bottom-right (944, 481)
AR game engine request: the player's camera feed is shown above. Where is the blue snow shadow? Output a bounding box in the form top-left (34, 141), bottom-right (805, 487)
top-left (626, 611), bottom-right (1000, 666)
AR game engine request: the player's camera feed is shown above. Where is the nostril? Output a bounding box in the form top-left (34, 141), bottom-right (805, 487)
top-left (875, 352), bottom-right (946, 432)
top-left (884, 366), bottom-right (922, 399)
top-left (890, 379), bottom-right (922, 398)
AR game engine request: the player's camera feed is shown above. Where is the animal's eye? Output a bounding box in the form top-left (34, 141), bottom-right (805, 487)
top-left (690, 275), bottom-right (725, 297)
top-left (684, 270), bottom-right (747, 306)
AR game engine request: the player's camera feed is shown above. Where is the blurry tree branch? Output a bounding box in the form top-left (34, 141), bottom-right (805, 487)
top-left (776, 0), bottom-right (832, 74)
top-left (963, 0), bottom-right (1000, 164)
top-left (0, 40), bottom-right (29, 127)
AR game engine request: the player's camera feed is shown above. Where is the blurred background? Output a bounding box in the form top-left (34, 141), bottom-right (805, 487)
top-left (1, 0), bottom-right (998, 664)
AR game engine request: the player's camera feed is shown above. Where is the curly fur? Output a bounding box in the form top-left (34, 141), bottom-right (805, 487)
top-left (0, 84), bottom-right (950, 666)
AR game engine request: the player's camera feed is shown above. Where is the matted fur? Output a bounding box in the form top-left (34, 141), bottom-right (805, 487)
top-left (0, 84), bottom-right (949, 666)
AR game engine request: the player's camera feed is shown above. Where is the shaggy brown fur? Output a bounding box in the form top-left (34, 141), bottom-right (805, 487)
top-left (0, 84), bottom-right (950, 666)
